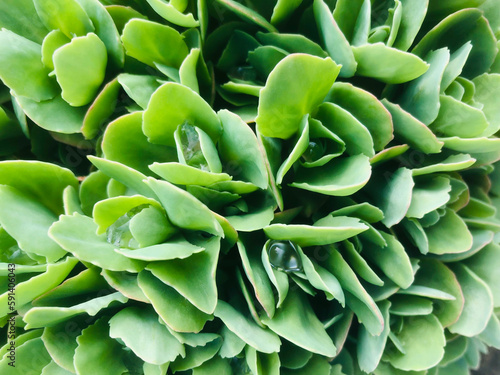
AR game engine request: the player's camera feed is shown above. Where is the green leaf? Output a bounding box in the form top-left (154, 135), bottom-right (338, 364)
top-left (397, 285), bottom-right (455, 300)
top-left (393, 0), bottom-right (429, 51)
top-left (271, 0), bottom-right (303, 25)
top-left (214, 299), bottom-right (281, 354)
top-left (23, 292), bottom-right (128, 329)
top-left (261, 289), bottom-right (336, 357)
top-left (180, 48), bottom-right (201, 93)
top-left (313, 0), bottom-right (357, 77)
top-left (381, 99), bottom-right (443, 154)
top-left (79, 170), bottom-right (110, 216)
top-left (49, 213), bottom-right (145, 272)
top-left (171, 336), bottom-right (222, 372)
top-left (352, 43), bottom-right (429, 84)
top-left (426, 208), bottom-right (473, 254)
top-left (102, 113), bottom-right (177, 175)
top-left (146, 236), bottom-right (220, 314)
top-left (0, 257), bottom-right (78, 318)
top-left (101, 270), bottom-right (148, 303)
top-left (15, 94), bottom-right (86, 134)
top-left (276, 115), bottom-right (309, 184)
top-left (398, 48), bottom-right (450, 125)
top-left (473, 73), bottom-right (500, 137)
top-left (256, 32), bottom-right (327, 58)
top-left (332, 0), bottom-right (365, 42)
top-left (145, 178), bottom-right (223, 236)
top-left (237, 238), bottom-right (276, 317)
top-left (109, 306), bottom-right (184, 364)
top-left (441, 42), bottom-right (473, 90)
top-left (93, 195), bottom-right (162, 234)
top-left (41, 29), bottom-right (71, 70)
top-left (0, 160), bottom-right (78, 216)
top-left (42, 321), bottom-right (82, 373)
top-left (291, 154), bottom-right (372, 196)
top-left (41, 361), bottom-right (73, 375)
top-left (351, 0), bottom-right (371, 46)
top-left (117, 74), bottom-right (161, 110)
top-left (478, 314), bottom-right (500, 349)
top-left (74, 318), bottom-right (128, 375)
top-left (315, 102), bottom-right (375, 157)
top-left (53, 33), bottom-right (107, 107)
top-left (412, 154), bottom-right (476, 176)
top-left (389, 295), bottom-right (433, 316)
top-left (466, 242), bottom-right (500, 307)
top-left (407, 176), bottom-right (451, 219)
top-left (361, 232), bottom-right (414, 289)
top-left (264, 216), bottom-right (368, 247)
top-left (218, 110), bottom-right (268, 189)
top-left (143, 82), bottom-right (221, 147)
top-left (122, 19), bottom-right (188, 68)
top-left (0, 337), bottom-right (51, 374)
top-left (192, 356), bottom-right (232, 375)
top-left (0, 29), bottom-right (58, 101)
top-left (412, 259), bottom-right (464, 327)
top-left (256, 54), bottom-right (340, 139)
top-left (429, 95), bottom-right (489, 137)
top-left (117, 237), bottom-right (204, 261)
top-left (386, 315), bottom-right (445, 371)
top-left (326, 82), bottom-right (393, 151)
top-left (145, 0), bottom-right (198, 27)
top-left (340, 240), bottom-right (384, 286)
top-left (74, 0), bottom-right (124, 68)
top-left (449, 264), bottom-right (493, 337)
top-left (88, 156), bottom-right (155, 198)
top-left (82, 78), bottom-right (121, 139)
top-left (296, 244), bottom-right (345, 303)
top-left (0, 0), bottom-right (48, 44)
top-left (33, 0), bottom-right (94, 39)
top-left (138, 271), bottom-right (211, 333)
top-left (0, 186), bottom-right (66, 262)
top-left (322, 247), bottom-right (384, 335)
top-left (214, 0), bottom-right (277, 32)
top-left (412, 9), bottom-right (497, 79)
top-left (357, 301), bottom-right (391, 373)
top-left (261, 243), bottom-right (289, 308)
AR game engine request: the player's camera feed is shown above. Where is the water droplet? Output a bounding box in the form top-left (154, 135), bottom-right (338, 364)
top-left (179, 123), bottom-right (209, 171)
top-left (106, 205), bottom-right (149, 249)
top-left (301, 140), bottom-right (326, 163)
top-left (229, 65), bottom-right (257, 82)
top-left (267, 240), bottom-right (303, 273)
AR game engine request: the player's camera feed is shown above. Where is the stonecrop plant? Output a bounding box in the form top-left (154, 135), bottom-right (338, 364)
top-left (0, 0), bottom-right (500, 374)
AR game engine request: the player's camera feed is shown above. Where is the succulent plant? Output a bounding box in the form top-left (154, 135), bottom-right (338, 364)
top-left (1, 0), bottom-right (500, 374)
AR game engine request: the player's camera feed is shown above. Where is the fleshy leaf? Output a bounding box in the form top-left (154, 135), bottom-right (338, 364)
top-left (117, 74), bottom-right (162, 110)
top-left (109, 306), bottom-right (185, 364)
top-left (291, 154), bottom-right (372, 196)
top-left (121, 19), bottom-right (188, 68)
top-left (23, 292), bottom-right (128, 329)
top-left (392, 0), bottom-right (429, 51)
top-left (256, 54), bottom-right (340, 139)
top-left (448, 264), bottom-right (493, 336)
top-left (116, 237), bottom-right (204, 261)
top-left (145, 178), bottom-right (223, 236)
top-left (407, 176), bottom-right (451, 219)
top-left (264, 216), bottom-right (368, 247)
top-left (0, 29), bottom-right (58, 101)
top-left (261, 289), bottom-right (336, 357)
top-left (49, 213), bottom-right (145, 272)
top-left (143, 82), bottom-right (221, 147)
top-left (425, 208), bottom-right (473, 254)
top-left (352, 43), bottom-right (429, 84)
top-left (326, 82), bottom-right (393, 151)
top-left (53, 33), bottom-right (107, 107)
top-left (33, 0), bottom-right (94, 39)
top-left (385, 315), bottom-right (445, 371)
top-left (313, 0), bottom-right (357, 77)
top-left (218, 110), bottom-right (268, 189)
top-left (74, 318), bottom-right (128, 375)
top-left (214, 300), bottom-right (281, 353)
top-left (145, 0), bottom-right (198, 27)
top-left (138, 271), bottom-right (212, 333)
top-left (146, 236), bottom-right (220, 314)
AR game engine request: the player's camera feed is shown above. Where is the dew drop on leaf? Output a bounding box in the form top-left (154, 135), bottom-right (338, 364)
top-left (267, 240), bottom-right (303, 273)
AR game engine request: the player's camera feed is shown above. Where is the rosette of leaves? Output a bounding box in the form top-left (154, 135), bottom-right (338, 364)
top-left (0, 0), bottom-right (500, 375)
